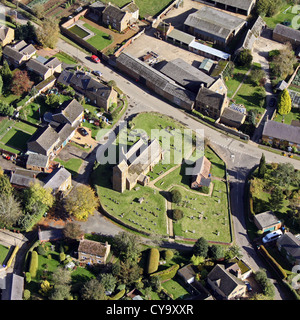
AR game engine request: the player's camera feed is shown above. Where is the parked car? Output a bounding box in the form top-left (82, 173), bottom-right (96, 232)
top-left (79, 127), bottom-right (88, 136)
top-left (262, 230), bottom-right (282, 244)
top-left (91, 55), bottom-right (100, 63)
top-left (245, 281), bottom-right (252, 292)
top-left (92, 70), bottom-right (102, 77)
top-left (269, 98), bottom-right (276, 108)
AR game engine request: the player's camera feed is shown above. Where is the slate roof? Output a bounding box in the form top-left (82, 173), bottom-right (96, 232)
top-left (103, 5), bottom-right (126, 21)
top-left (191, 156), bottom-right (211, 187)
top-left (262, 120), bottom-right (300, 144)
top-left (196, 87), bottom-right (225, 110)
top-left (178, 264), bottom-right (197, 282)
top-left (27, 126), bottom-right (60, 155)
top-left (273, 24), bottom-right (300, 43)
top-left (277, 232), bottom-right (300, 261)
top-left (43, 167), bottom-right (71, 192)
top-left (156, 58), bottom-right (214, 92)
top-left (116, 53), bottom-right (196, 105)
top-left (184, 6), bottom-right (246, 41)
top-left (26, 153), bottom-right (49, 168)
top-left (207, 264), bottom-right (246, 297)
top-left (38, 228), bottom-right (64, 242)
top-left (220, 107), bottom-right (246, 124)
top-left (214, 0), bottom-right (255, 12)
top-left (57, 70), bottom-right (112, 101)
top-left (254, 211), bottom-right (281, 229)
top-left (52, 99), bottom-right (84, 125)
top-left (78, 239), bottom-right (109, 257)
top-left (122, 1), bottom-right (139, 13)
top-left (10, 168), bottom-right (42, 188)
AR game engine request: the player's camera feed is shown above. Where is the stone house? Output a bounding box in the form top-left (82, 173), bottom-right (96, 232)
top-left (78, 239), bottom-right (111, 265)
top-left (3, 40), bottom-right (36, 67)
top-left (0, 24), bottom-right (14, 47)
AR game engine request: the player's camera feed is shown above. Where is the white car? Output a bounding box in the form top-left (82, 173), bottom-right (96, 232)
top-left (262, 230), bottom-right (283, 244)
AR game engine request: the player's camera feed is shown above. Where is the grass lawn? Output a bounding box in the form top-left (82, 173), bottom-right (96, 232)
top-left (273, 107), bottom-right (300, 125)
top-left (263, 4), bottom-right (298, 29)
top-left (0, 127), bottom-right (33, 152)
top-left (54, 158), bottom-right (83, 176)
top-left (171, 180), bottom-right (231, 243)
top-left (83, 23), bottom-right (113, 51)
top-left (161, 279), bottom-right (190, 300)
top-left (68, 24), bottom-right (90, 38)
top-left (0, 244), bottom-right (10, 265)
top-left (92, 163), bottom-right (168, 236)
top-left (100, 0), bottom-right (173, 18)
top-left (225, 65), bottom-right (250, 98)
top-left (54, 52), bottom-right (78, 65)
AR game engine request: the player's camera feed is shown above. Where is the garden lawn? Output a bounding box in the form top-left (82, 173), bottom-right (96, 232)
top-left (161, 279), bottom-right (190, 300)
top-left (54, 52), bottom-right (78, 65)
top-left (0, 128), bottom-right (32, 152)
top-left (263, 4), bottom-right (298, 29)
top-left (0, 244), bottom-right (10, 265)
top-left (92, 163), bottom-right (168, 236)
top-left (54, 158), bottom-right (83, 176)
top-left (171, 180), bottom-right (232, 243)
top-left (273, 107), bottom-right (300, 125)
top-left (100, 0), bottom-right (173, 18)
top-left (225, 65), bottom-right (250, 98)
top-left (83, 23), bottom-right (113, 51)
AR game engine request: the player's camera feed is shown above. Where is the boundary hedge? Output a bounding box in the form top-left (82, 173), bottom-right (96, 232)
top-left (150, 264), bottom-right (179, 281)
top-left (147, 248), bottom-right (160, 274)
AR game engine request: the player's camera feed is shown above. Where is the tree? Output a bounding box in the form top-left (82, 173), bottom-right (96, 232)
top-left (64, 185), bottom-right (99, 221)
top-left (250, 67), bottom-right (266, 86)
top-left (256, 0), bottom-right (282, 17)
top-left (114, 260), bottom-right (141, 285)
top-left (209, 244), bottom-right (224, 260)
top-left (10, 70), bottom-right (33, 96)
top-left (272, 163), bottom-right (295, 187)
top-left (15, 21), bottom-right (36, 42)
top-left (258, 153), bottom-right (267, 178)
top-left (0, 101), bottom-right (14, 116)
top-left (36, 17), bottom-right (60, 49)
top-left (277, 89), bottom-right (291, 115)
top-left (269, 186), bottom-right (285, 211)
top-left (99, 273), bottom-right (117, 293)
top-left (271, 44), bottom-right (297, 80)
top-left (254, 268), bottom-right (275, 299)
top-left (113, 231), bottom-right (141, 262)
top-left (0, 172), bottom-right (13, 196)
top-left (0, 60), bottom-right (12, 90)
top-left (225, 245), bottom-right (242, 259)
top-left (0, 74), bottom-right (3, 95)
top-left (237, 49), bottom-right (253, 67)
top-left (63, 222), bottom-right (83, 240)
top-left (32, 3), bottom-right (44, 19)
top-left (173, 209), bottom-right (183, 220)
top-left (193, 237), bottom-right (209, 258)
top-left (0, 194), bottom-right (23, 228)
top-left (45, 93), bottom-right (60, 108)
top-left (52, 267), bottom-right (72, 286)
top-left (23, 182), bottom-right (54, 213)
top-left (171, 189), bottom-right (182, 203)
top-left (81, 279), bottom-right (106, 300)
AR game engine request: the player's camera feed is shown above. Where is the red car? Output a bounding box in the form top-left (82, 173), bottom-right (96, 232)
top-left (91, 55), bottom-right (100, 63)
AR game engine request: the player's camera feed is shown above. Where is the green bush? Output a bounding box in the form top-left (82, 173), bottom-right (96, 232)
top-left (25, 272), bottom-right (31, 284)
top-left (23, 289), bottom-right (31, 300)
top-left (108, 288), bottom-right (125, 300)
top-left (29, 251), bottom-right (38, 278)
top-left (259, 245), bottom-right (287, 279)
top-left (150, 264), bottom-right (179, 281)
top-left (147, 248), bottom-right (160, 274)
top-left (163, 249), bottom-right (174, 261)
top-left (59, 252), bottom-right (66, 263)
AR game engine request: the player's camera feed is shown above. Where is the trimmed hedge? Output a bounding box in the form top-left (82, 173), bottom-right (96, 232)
top-left (108, 289), bottom-right (125, 300)
top-left (6, 245), bottom-right (19, 268)
top-left (150, 264), bottom-right (179, 281)
top-left (147, 248), bottom-right (160, 274)
top-left (29, 251), bottom-right (38, 278)
top-left (259, 245), bottom-right (287, 279)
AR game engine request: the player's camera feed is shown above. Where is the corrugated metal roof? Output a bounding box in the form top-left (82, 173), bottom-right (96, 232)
top-left (189, 40), bottom-right (231, 60)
